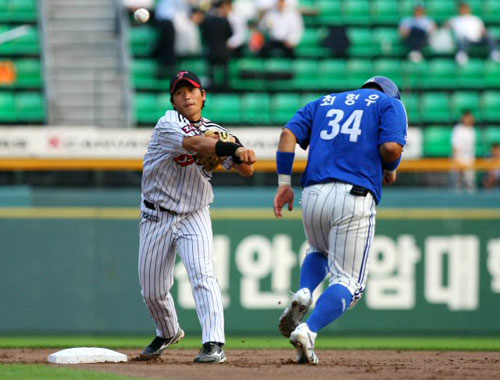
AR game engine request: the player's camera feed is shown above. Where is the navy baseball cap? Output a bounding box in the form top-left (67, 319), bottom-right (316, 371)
top-left (170, 71), bottom-right (202, 94)
top-left (361, 76), bottom-right (401, 100)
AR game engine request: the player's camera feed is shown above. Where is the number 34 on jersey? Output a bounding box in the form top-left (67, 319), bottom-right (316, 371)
top-left (320, 93), bottom-right (380, 143)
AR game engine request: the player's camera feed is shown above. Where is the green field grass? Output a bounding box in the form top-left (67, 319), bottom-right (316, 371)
top-left (0, 365), bottom-right (145, 380)
top-left (1, 335), bottom-right (500, 351)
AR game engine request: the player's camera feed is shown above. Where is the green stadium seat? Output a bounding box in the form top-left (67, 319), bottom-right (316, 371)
top-left (300, 93), bottom-right (322, 106)
top-left (14, 27), bottom-right (39, 54)
top-left (481, 91), bottom-right (500, 123)
top-left (205, 94), bottom-right (241, 124)
top-left (231, 58), bottom-right (265, 90)
top-left (178, 58), bottom-right (208, 77)
top-left (475, 128), bottom-right (488, 158)
top-left (299, 0), bottom-right (315, 6)
top-left (482, 0), bottom-right (500, 23)
top-left (15, 92), bottom-right (44, 122)
top-left (132, 59), bottom-right (157, 89)
top-left (421, 59), bottom-right (457, 89)
top-left (399, 0), bottom-right (416, 17)
top-left (401, 92), bottom-right (419, 124)
top-left (296, 28), bottom-right (328, 57)
top-left (373, 59), bottom-right (402, 85)
top-left (420, 92), bottom-right (451, 123)
top-left (241, 93), bottom-right (271, 125)
top-left (292, 59), bottom-right (319, 90)
top-left (347, 28), bottom-right (374, 57)
top-left (130, 26), bottom-right (157, 56)
top-left (318, 59), bottom-right (348, 89)
top-left (450, 91), bottom-right (481, 121)
top-left (264, 58), bottom-right (293, 90)
top-left (456, 59), bottom-right (484, 89)
top-left (271, 93), bottom-right (301, 125)
top-left (8, 0), bottom-right (37, 22)
top-left (134, 93), bottom-right (161, 123)
top-left (465, 0), bottom-right (483, 15)
top-left (485, 127), bottom-right (500, 147)
top-left (0, 0), bottom-right (10, 22)
top-left (372, 0), bottom-right (400, 24)
top-left (14, 59), bottom-right (42, 88)
top-left (373, 28), bottom-right (404, 56)
top-left (0, 92), bottom-right (16, 121)
top-left (489, 26), bottom-right (500, 42)
top-left (484, 61), bottom-right (500, 88)
top-left (157, 93), bottom-right (174, 114)
top-left (343, 0), bottom-right (372, 25)
top-left (427, 0), bottom-right (456, 22)
top-left (317, 0), bottom-right (342, 25)
top-left (423, 126), bottom-right (452, 157)
top-left (402, 60), bottom-right (428, 89)
top-left (0, 26), bottom-right (39, 55)
top-left (345, 59), bottom-right (372, 88)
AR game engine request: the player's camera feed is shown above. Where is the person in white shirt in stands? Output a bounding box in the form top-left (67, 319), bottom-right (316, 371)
top-left (227, 2), bottom-right (248, 58)
top-left (258, 0), bottom-right (304, 58)
top-left (446, 1), bottom-right (500, 65)
top-left (451, 110), bottom-right (477, 191)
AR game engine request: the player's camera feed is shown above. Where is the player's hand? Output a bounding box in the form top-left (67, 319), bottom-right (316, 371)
top-left (383, 170), bottom-right (397, 185)
top-left (274, 185), bottom-right (294, 218)
top-left (235, 147), bottom-right (256, 165)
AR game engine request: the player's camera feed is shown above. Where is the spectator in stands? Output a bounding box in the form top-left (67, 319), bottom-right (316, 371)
top-left (227, 3), bottom-right (248, 58)
top-left (153, 0), bottom-right (189, 77)
top-left (399, 4), bottom-right (436, 63)
top-left (483, 143), bottom-right (500, 189)
top-left (200, 0), bottom-right (233, 89)
top-left (451, 110), bottom-right (477, 191)
top-left (258, 0), bottom-right (304, 58)
top-left (446, 2), bottom-right (500, 65)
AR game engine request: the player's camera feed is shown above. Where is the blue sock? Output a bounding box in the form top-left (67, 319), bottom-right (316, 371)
top-left (307, 284), bottom-right (353, 333)
top-left (299, 251), bottom-right (329, 294)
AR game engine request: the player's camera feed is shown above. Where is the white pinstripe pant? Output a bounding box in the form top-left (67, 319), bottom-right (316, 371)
top-left (138, 204), bottom-right (225, 344)
top-left (301, 182), bottom-right (376, 300)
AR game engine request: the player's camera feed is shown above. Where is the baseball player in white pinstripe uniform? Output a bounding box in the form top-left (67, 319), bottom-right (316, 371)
top-left (138, 70), bottom-right (255, 363)
top-left (274, 76), bottom-right (407, 364)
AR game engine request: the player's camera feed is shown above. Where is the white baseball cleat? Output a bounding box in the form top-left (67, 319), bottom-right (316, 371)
top-left (278, 288), bottom-right (312, 338)
top-left (290, 323), bottom-right (319, 365)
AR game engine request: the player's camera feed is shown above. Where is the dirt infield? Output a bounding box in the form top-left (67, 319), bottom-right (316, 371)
top-left (1, 348), bottom-right (500, 379)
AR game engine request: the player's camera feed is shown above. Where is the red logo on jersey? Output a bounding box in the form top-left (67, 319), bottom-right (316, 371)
top-left (174, 154), bottom-right (196, 166)
top-left (181, 124), bottom-right (199, 135)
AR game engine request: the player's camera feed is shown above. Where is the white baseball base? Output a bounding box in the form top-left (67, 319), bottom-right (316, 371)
top-left (47, 347), bottom-right (127, 364)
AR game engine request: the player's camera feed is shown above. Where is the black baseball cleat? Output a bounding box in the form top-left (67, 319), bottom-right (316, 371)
top-left (193, 342), bottom-right (226, 363)
top-left (138, 328), bottom-right (185, 360)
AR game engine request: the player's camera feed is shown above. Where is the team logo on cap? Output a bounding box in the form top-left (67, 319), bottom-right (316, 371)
top-left (177, 71), bottom-right (189, 79)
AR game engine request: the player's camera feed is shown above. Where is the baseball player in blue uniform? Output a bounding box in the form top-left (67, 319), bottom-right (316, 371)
top-left (138, 70), bottom-right (256, 363)
top-left (274, 76), bottom-right (407, 364)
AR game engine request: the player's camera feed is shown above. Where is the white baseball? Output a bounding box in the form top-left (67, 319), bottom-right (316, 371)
top-left (134, 8), bottom-right (150, 23)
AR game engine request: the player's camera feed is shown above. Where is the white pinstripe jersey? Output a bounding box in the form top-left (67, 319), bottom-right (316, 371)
top-left (141, 110), bottom-right (233, 214)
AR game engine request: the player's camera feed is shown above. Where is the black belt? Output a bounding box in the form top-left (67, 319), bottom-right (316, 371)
top-left (350, 185), bottom-right (370, 197)
top-left (143, 200), bottom-right (177, 215)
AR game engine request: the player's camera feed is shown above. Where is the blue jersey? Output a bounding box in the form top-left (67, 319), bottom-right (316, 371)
top-left (286, 89), bottom-right (407, 203)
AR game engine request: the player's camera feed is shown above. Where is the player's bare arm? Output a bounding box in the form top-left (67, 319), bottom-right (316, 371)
top-left (274, 128), bottom-right (298, 218)
top-left (379, 142), bottom-right (403, 185)
top-left (183, 135), bottom-right (256, 165)
top-left (233, 160), bottom-right (255, 177)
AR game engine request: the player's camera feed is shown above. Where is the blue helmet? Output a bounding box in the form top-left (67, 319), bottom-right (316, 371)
top-left (361, 76), bottom-right (401, 100)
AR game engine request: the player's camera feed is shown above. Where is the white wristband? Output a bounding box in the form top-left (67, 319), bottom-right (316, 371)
top-left (278, 174), bottom-right (292, 186)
